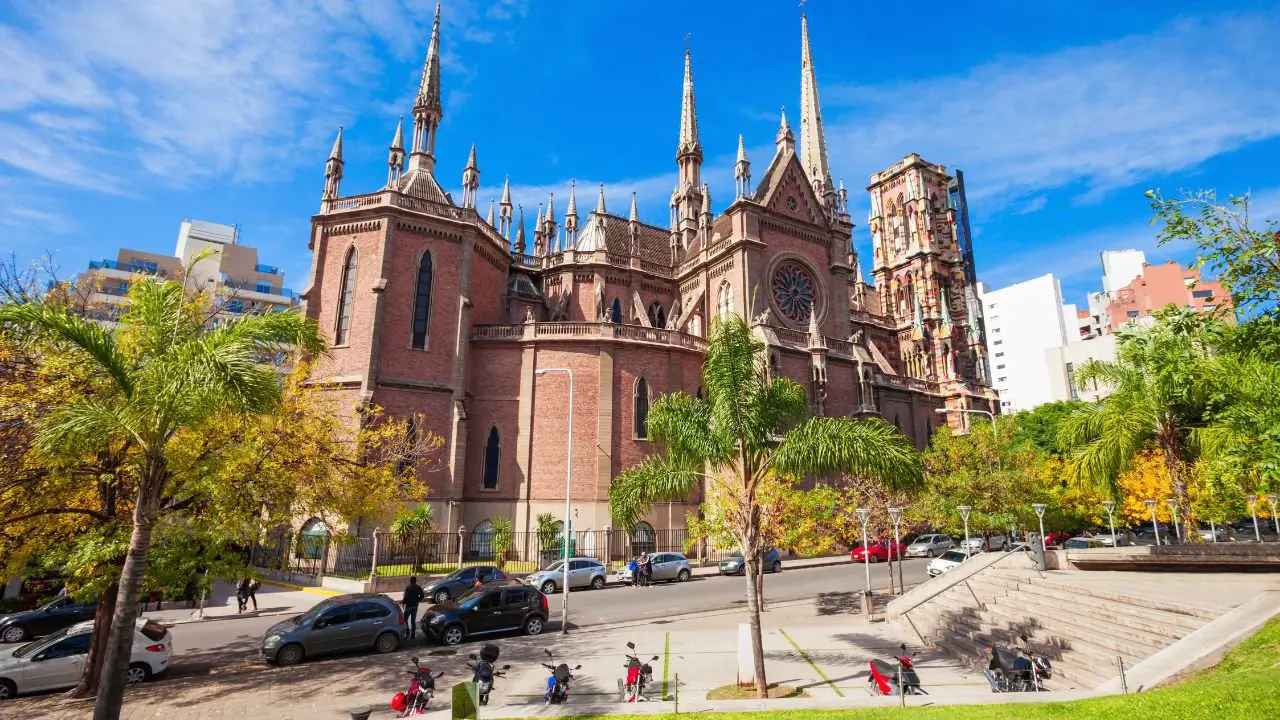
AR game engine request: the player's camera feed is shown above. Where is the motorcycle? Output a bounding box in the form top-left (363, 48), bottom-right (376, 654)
top-left (867, 644), bottom-right (927, 696)
top-left (467, 643), bottom-right (511, 706)
top-left (390, 656), bottom-right (446, 716)
top-left (982, 644), bottom-right (1052, 693)
top-left (541, 648), bottom-right (582, 705)
top-left (618, 641), bottom-right (661, 702)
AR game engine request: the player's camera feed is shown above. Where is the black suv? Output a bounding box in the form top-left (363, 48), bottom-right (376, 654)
top-left (421, 579), bottom-right (548, 646)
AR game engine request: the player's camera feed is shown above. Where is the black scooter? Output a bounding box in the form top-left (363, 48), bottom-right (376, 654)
top-left (541, 649), bottom-right (582, 704)
top-left (467, 643), bottom-right (511, 706)
top-left (619, 641), bottom-right (661, 702)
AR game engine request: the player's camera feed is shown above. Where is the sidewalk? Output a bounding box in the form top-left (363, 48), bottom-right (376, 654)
top-left (140, 580), bottom-right (329, 626)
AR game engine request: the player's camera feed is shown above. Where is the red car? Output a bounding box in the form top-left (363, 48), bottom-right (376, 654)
top-left (1044, 531), bottom-right (1073, 548)
top-left (850, 539), bottom-right (905, 563)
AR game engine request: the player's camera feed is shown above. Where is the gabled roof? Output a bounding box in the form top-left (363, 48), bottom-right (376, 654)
top-left (752, 148), bottom-right (829, 228)
top-left (573, 213), bottom-right (671, 267)
top-left (396, 168), bottom-right (450, 205)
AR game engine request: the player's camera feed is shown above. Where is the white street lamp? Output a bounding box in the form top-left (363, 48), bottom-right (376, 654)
top-left (1249, 497), bottom-right (1262, 542)
top-left (957, 505), bottom-right (973, 557)
top-left (1268, 495), bottom-right (1280, 540)
top-left (887, 507), bottom-right (904, 594)
top-left (536, 367), bottom-right (574, 634)
top-left (1031, 503), bottom-right (1047, 552)
top-left (1101, 501), bottom-right (1117, 548)
top-left (1165, 498), bottom-right (1182, 543)
top-left (1144, 499), bottom-right (1161, 546)
top-left (856, 508), bottom-right (873, 597)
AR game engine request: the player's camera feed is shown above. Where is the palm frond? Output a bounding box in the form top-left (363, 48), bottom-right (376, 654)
top-left (1061, 400), bottom-right (1151, 495)
top-left (772, 416), bottom-right (923, 490)
top-left (34, 398), bottom-right (140, 457)
top-left (0, 301), bottom-right (134, 396)
top-left (703, 316), bottom-right (767, 451)
top-left (646, 392), bottom-right (726, 466)
top-left (608, 456), bottom-right (702, 530)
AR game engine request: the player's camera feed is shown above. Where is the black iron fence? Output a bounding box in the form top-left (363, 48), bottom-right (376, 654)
top-left (250, 527), bottom-right (755, 580)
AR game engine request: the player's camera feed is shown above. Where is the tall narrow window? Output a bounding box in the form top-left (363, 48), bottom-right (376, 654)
top-left (610, 297), bottom-right (623, 324)
top-left (634, 377), bottom-right (649, 438)
top-left (397, 417), bottom-right (417, 476)
top-left (335, 247), bottom-right (357, 345)
top-left (648, 302), bottom-right (667, 329)
top-left (482, 426), bottom-right (500, 490)
top-left (411, 252), bottom-right (433, 349)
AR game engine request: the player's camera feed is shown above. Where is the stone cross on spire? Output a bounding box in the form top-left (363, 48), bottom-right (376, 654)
top-left (409, 2), bottom-right (444, 173)
top-left (799, 14), bottom-right (835, 206)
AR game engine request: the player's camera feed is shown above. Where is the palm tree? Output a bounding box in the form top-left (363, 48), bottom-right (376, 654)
top-left (0, 279), bottom-right (322, 720)
top-left (390, 504), bottom-right (436, 571)
top-left (1059, 308), bottom-right (1214, 535)
top-left (609, 316), bottom-right (923, 698)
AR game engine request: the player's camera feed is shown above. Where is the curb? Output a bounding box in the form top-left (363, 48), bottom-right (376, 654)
top-left (260, 579), bottom-right (341, 597)
top-left (689, 556), bottom-right (851, 578)
top-left (160, 609), bottom-right (301, 626)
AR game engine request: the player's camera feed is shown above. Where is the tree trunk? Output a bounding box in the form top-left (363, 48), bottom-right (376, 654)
top-left (93, 479), bottom-right (162, 720)
top-left (887, 553), bottom-right (896, 595)
top-left (68, 583), bottom-right (118, 699)
top-left (1158, 422), bottom-right (1198, 542)
top-left (755, 550), bottom-right (766, 613)
top-left (742, 535), bottom-right (768, 698)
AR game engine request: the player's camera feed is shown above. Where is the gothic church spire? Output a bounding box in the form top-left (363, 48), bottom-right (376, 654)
top-left (409, 2), bottom-right (444, 173)
top-left (799, 14), bottom-right (835, 207)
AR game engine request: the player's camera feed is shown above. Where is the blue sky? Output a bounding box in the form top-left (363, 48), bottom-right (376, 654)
top-left (2, 0), bottom-right (1279, 308)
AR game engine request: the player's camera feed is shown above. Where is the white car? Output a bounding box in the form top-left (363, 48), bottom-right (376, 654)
top-left (0, 617), bottom-right (172, 700)
top-left (959, 534), bottom-right (1006, 553)
top-left (926, 549), bottom-right (972, 577)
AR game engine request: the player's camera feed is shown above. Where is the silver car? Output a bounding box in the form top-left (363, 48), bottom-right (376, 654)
top-left (525, 558), bottom-right (607, 594)
top-left (613, 552), bottom-right (693, 584)
top-left (906, 534), bottom-right (953, 558)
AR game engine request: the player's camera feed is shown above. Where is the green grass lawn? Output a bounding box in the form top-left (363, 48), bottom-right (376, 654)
top-left (550, 618), bottom-right (1280, 720)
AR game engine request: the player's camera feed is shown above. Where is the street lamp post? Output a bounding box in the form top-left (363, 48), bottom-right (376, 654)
top-left (887, 507), bottom-right (904, 595)
top-left (536, 367), bottom-right (574, 634)
top-left (1144, 499), bottom-right (1161, 546)
top-left (855, 508), bottom-right (872, 594)
top-left (1031, 503), bottom-right (1047, 552)
top-left (957, 505), bottom-right (973, 557)
top-left (1249, 497), bottom-right (1262, 542)
top-left (1102, 501), bottom-right (1117, 548)
top-left (1268, 495), bottom-right (1280, 540)
top-left (1165, 499), bottom-right (1182, 544)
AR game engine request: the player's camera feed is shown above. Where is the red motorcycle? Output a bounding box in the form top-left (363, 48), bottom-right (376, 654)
top-left (391, 656), bottom-right (445, 716)
top-left (868, 644), bottom-right (927, 696)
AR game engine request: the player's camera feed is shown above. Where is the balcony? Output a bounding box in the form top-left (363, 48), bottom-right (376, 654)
top-left (88, 259), bottom-right (166, 277)
top-left (472, 322), bottom-right (707, 352)
top-left (255, 263), bottom-right (281, 275)
top-left (220, 274), bottom-right (299, 302)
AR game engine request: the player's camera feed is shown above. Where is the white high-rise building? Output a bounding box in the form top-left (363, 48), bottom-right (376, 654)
top-left (1101, 249), bottom-right (1147, 294)
top-left (979, 274), bottom-right (1071, 413)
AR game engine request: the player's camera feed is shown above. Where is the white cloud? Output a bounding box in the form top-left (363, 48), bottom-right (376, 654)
top-left (820, 12), bottom-right (1280, 214)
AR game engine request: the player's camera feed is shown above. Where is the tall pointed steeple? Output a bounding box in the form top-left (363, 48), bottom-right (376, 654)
top-left (734, 134), bottom-right (752, 199)
top-left (409, 2), bottom-right (444, 174)
top-left (387, 117), bottom-right (405, 186)
top-left (544, 192), bottom-right (557, 250)
top-left (498, 175), bottom-right (513, 239)
top-left (461, 143), bottom-right (480, 208)
top-left (676, 49), bottom-right (705, 246)
top-left (799, 14), bottom-right (835, 207)
top-left (775, 107), bottom-right (795, 154)
top-left (323, 126), bottom-right (344, 203)
top-left (629, 191), bottom-right (639, 222)
top-left (486, 199), bottom-right (495, 227)
top-left (513, 204), bottom-right (527, 255)
top-left (564, 179), bottom-right (579, 245)
top-left (677, 50), bottom-right (701, 161)
top-left (595, 183), bottom-right (607, 215)
top-left (534, 202), bottom-right (546, 256)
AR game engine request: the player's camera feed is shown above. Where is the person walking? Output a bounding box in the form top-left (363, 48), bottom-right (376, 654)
top-left (245, 578), bottom-right (261, 612)
top-left (236, 577), bottom-right (251, 613)
top-left (626, 557), bottom-right (640, 589)
top-left (640, 553), bottom-right (653, 588)
top-left (401, 576), bottom-right (426, 640)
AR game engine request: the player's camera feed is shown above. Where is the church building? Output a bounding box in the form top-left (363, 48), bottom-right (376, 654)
top-left (300, 4), bottom-right (998, 544)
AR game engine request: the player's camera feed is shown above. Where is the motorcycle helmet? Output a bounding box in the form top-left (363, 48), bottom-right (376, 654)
top-left (391, 692), bottom-right (408, 711)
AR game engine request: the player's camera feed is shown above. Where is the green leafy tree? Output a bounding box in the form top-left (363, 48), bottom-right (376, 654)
top-left (489, 517), bottom-right (514, 569)
top-left (1147, 188), bottom-right (1280, 315)
top-left (1011, 401), bottom-right (1087, 456)
top-left (608, 316), bottom-right (922, 698)
top-left (0, 279), bottom-right (323, 720)
top-left (1059, 307), bottom-right (1216, 534)
top-left (390, 504), bottom-right (436, 572)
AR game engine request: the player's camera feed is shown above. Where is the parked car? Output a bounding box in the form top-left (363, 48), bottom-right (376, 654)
top-left (525, 558), bottom-right (607, 594)
top-left (1088, 531), bottom-right (1131, 547)
top-left (1043, 531), bottom-right (1074, 548)
top-left (261, 593), bottom-right (405, 666)
top-left (421, 579), bottom-right (548, 646)
top-left (1197, 525), bottom-right (1228, 542)
top-left (1064, 536), bottom-right (1108, 549)
top-left (613, 552), bottom-right (693, 585)
top-left (960, 533), bottom-right (1006, 553)
top-left (719, 548), bottom-right (782, 576)
top-left (421, 566), bottom-right (507, 604)
top-left (905, 534), bottom-right (953, 558)
top-left (0, 617), bottom-right (170, 700)
top-left (926, 550), bottom-right (971, 577)
top-left (849, 539), bottom-right (905, 563)
top-left (0, 597), bottom-right (97, 644)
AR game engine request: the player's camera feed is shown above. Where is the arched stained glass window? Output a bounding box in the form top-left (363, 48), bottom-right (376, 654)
top-left (635, 377), bottom-right (649, 438)
top-left (482, 426), bottom-right (500, 490)
top-left (610, 297), bottom-right (623, 324)
top-left (335, 247), bottom-right (357, 345)
top-left (411, 252), bottom-right (433, 349)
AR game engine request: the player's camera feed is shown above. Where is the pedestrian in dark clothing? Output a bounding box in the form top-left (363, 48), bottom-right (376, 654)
top-left (236, 578), bottom-right (251, 613)
top-left (640, 554), bottom-right (653, 587)
top-left (402, 576), bottom-right (426, 640)
top-left (246, 579), bottom-right (261, 611)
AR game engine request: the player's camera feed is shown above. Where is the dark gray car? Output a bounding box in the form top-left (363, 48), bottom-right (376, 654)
top-left (422, 566), bottom-right (507, 605)
top-left (260, 594), bottom-right (406, 666)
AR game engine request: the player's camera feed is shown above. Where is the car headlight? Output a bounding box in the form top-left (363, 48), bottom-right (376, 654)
top-left (263, 634), bottom-right (283, 649)
top-left (429, 614), bottom-right (445, 625)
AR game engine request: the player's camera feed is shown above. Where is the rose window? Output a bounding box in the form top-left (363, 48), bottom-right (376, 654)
top-left (771, 261), bottom-right (817, 324)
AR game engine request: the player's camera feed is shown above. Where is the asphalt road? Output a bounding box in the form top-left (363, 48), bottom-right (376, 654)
top-left (167, 558), bottom-right (930, 659)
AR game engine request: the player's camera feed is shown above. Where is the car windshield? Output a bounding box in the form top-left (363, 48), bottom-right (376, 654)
top-left (911, 537), bottom-right (933, 544)
top-left (13, 627), bottom-right (68, 658)
top-left (542, 561), bottom-right (563, 573)
top-left (939, 551), bottom-right (968, 563)
top-left (456, 587), bottom-right (488, 605)
top-left (37, 597), bottom-right (68, 611)
top-left (295, 599), bottom-right (337, 625)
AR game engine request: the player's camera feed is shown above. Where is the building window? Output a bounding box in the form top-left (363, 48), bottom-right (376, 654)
top-left (297, 518), bottom-right (327, 560)
top-left (993, 340), bottom-right (1003, 346)
top-left (631, 522), bottom-right (656, 555)
top-left (1066, 362), bottom-right (1080, 401)
top-left (411, 252), bottom-right (433, 349)
top-left (335, 247), bottom-right (357, 345)
top-left (1126, 310), bottom-right (1140, 319)
top-left (997, 376), bottom-right (1007, 382)
top-left (634, 377), bottom-right (650, 438)
top-left (482, 426), bottom-right (500, 490)
top-left (397, 417), bottom-right (416, 476)
top-left (470, 520), bottom-right (495, 559)
top-left (648, 301), bottom-right (667, 329)
top-left (996, 364), bottom-right (1006, 370)
top-left (610, 297), bottom-right (623, 324)
top-left (256, 282), bottom-right (273, 294)
top-left (717, 281), bottom-right (734, 320)
top-left (994, 352), bottom-right (1004, 358)
top-left (1183, 277), bottom-right (1195, 287)
top-left (689, 311), bottom-right (702, 337)
top-left (225, 299), bottom-right (245, 314)
top-left (1204, 304), bottom-right (1217, 311)
top-left (1192, 289), bottom-right (1214, 300)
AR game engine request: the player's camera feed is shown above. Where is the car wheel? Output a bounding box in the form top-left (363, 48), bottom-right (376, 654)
top-left (540, 580), bottom-right (557, 594)
top-left (590, 576), bottom-right (605, 590)
top-left (0, 678), bottom-right (15, 700)
top-left (738, 565), bottom-right (747, 576)
top-left (126, 663), bottom-right (151, 685)
top-left (926, 549), bottom-right (935, 558)
top-left (375, 631), bottom-right (400, 654)
top-left (677, 568), bottom-right (691, 582)
top-left (442, 624), bottom-right (465, 646)
top-left (772, 561), bottom-right (782, 573)
top-left (868, 554), bottom-right (880, 563)
top-left (0, 625), bottom-right (26, 644)
top-left (523, 616), bottom-right (545, 636)
top-left (275, 643), bottom-right (304, 667)
top-left (433, 589), bottom-right (450, 604)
